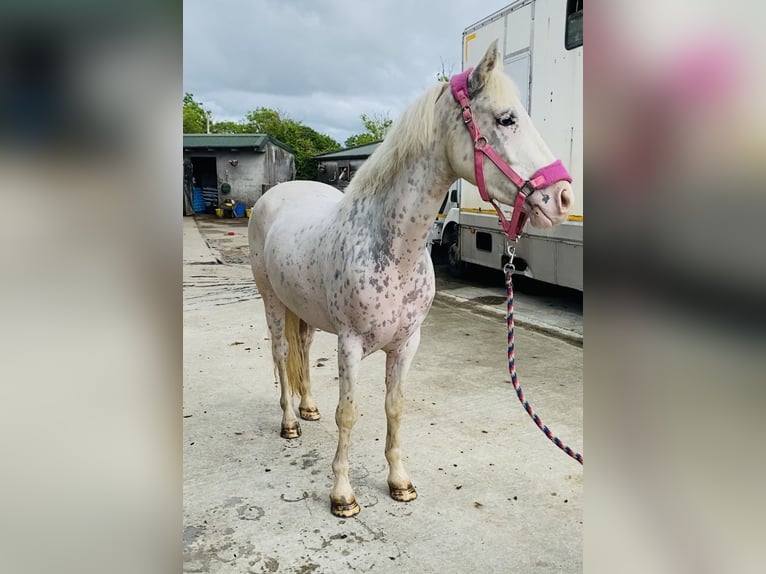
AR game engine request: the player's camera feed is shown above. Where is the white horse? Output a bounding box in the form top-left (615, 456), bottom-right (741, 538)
top-left (248, 40), bottom-right (573, 517)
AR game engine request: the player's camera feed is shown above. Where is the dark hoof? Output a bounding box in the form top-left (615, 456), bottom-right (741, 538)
top-left (389, 483), bottom-right (418, 502)
top-left (299, 407), bottom-right (321, 421)
top-left (330, 498), bottom-right (360, 518)
top-left (280, 423), bottom-right (301, 439)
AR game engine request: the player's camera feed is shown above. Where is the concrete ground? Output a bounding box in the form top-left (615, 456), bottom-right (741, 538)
top-left (184, 215), bottom-right (583, 573)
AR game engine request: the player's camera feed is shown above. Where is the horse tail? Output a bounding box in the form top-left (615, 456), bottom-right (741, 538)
top-left (284, 307), bottom-right (308, 397)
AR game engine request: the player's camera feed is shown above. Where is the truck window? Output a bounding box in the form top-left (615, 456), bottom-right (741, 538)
top-left (565, 0), bottom-right (583, 50)
top-left (437, 192), bottom-right (448, 215)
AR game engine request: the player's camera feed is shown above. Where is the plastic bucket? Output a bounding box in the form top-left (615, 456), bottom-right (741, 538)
top-left (215, 208), bottom-right (224, 218)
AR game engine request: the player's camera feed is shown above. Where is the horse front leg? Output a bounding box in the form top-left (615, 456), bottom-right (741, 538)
top-left (330, 334), bottom-right (363, 517)
top-left (384, 329), bottom-right (420, 502)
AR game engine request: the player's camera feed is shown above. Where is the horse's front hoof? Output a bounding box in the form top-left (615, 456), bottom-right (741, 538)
top-left (330, 497), bottom-right (360, 518)
top-left (389, 483), bottom-right (418, 502)
top-left (299, 407), bottom-right (321, 421)
top-left (280, 422), bottom-right (301, 439)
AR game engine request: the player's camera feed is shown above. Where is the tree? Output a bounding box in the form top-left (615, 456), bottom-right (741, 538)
top-left (245, 108), bottom-right (300, 145)
top-left (344, 113), bottom-right (392, 148)
top-left (183, 93), bottom-right (209, 133)
top-left (435, 58), bottom-right (454, 83)
top-left (210, 120), bottom-right (253, 134)
top-left (244, 107), bottom-right (341, 180)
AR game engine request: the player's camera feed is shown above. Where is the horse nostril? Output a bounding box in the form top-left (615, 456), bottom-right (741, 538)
top-left (560, 186), bottom-right (572, 210)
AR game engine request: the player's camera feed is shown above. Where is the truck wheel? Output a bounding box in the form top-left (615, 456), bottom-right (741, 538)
top-left (447, 239), bottom-right (466, 278)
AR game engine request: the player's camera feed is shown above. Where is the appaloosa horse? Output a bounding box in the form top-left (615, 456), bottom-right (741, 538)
top-left (248, 40), bottom-right (573, 517)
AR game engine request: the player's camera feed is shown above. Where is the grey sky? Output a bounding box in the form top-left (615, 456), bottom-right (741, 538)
top-left (183, 0), bottom-right (511, 144)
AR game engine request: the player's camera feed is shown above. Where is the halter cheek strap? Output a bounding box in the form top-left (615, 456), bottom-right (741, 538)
top-left (450, 68), bottom-right (572, 241)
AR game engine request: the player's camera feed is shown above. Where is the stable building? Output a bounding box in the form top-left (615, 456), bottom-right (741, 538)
top-left (183, 134), bottom-right (295, 213)
top-left (314, 141), bottom-right (382, 190)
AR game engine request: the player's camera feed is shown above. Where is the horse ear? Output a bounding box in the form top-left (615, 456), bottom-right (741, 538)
top-left (468, 39), bottom-right (500, 98)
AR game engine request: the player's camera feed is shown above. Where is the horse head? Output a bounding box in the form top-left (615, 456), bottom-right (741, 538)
top-left (446, 40), bottom-right (574, 232)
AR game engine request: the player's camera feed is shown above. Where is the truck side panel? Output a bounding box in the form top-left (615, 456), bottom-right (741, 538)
top-left (529, 0), bottom-right (583, 219)
top-left (457, 0), bottom-right (583, 290)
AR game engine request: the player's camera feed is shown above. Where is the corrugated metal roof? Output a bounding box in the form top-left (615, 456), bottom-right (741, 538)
top-left (183, 134), bottom-right (294, 154)
top-left (314, 141), bottom-right (382, 160)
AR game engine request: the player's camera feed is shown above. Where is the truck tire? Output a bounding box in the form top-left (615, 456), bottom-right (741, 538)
top-left (447, 235), bottom-right (466, 278)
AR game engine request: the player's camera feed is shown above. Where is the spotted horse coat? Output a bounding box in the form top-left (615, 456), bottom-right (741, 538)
top-left (248, 40), bottom-right (574, 517)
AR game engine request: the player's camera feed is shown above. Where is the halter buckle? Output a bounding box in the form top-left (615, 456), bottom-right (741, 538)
top-left (520, 180), bottom-right (536, 198)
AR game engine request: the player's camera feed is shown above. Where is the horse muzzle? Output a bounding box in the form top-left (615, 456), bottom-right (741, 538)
top-left (526, 180), bottom-right (574, 228)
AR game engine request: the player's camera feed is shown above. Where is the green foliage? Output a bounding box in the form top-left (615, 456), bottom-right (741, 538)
top-left (344, 113), bottom-right (392, 148)
top-left (436, 58), bottom-right (454, 83)
top-left (361, 113), bottom-right (392, 139)
top-left (245, 107), bottom-right (341, 180)
top-left (245, 108), bottom-right (297, 143)
top-left (183, 93), bottom-right (209, 134)
top-left (210, 120), bottom-right (253, 134)
top-left (344, 132), bottom-right (378, 148)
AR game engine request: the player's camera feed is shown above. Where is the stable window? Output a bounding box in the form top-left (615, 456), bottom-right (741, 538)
top-left (565, 0), bottom-right (583, 50)
top-left (476, 231), bottom-right (492, 252)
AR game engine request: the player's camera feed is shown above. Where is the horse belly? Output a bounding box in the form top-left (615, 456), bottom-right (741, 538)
top-left (264, 225), bottom-right (337, 335)
top-left (272, 274), bottom-right (337, 335)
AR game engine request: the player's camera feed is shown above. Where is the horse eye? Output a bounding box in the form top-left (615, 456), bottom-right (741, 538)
top-left (496, 112), bottom-right (517, 127)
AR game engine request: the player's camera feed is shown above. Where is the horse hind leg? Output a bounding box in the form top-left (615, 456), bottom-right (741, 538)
top-left (249, 215), bottom-right (301, 438)
top-left (384, 329), bottom-right (421, 503)
top-left (256, 280), bottom-right (302, 439)
top-left (285, 309), bottom-right (320, 421)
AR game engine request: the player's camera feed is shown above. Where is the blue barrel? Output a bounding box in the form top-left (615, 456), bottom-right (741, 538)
top-left (233, 202), bottom-right (246, 218)
top-left (192, 187), bottom-right (205, 213)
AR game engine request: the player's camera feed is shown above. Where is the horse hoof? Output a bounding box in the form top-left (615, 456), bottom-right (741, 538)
top-left (299, 407), bottom-right (321, 421)
top-left (389, 484), bottom-right (418, 502)
top-left (330, 498), bottom-right (360, 518)
top-left (280, 423), bottom-right (301, 439)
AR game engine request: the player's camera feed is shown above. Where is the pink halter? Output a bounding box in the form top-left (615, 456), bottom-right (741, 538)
top-left (450, 68), bottom-right (572, 241)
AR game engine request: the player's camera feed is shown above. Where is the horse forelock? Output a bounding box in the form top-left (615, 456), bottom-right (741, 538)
top-left (345, 82), bottom-right (449, 196)
top-left (483, 67), bottom-right (522, 112)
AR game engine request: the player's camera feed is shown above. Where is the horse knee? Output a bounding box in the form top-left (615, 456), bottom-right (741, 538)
top-left (335, 400), bottom-right (358, 428)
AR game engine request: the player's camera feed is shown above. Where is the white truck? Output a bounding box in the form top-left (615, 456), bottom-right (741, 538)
top-left (432, 0), bottom-right (583, 290)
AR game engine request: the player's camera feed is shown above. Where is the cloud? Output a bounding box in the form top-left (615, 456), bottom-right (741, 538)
top-left (183, 0), bottom-right (510, 143)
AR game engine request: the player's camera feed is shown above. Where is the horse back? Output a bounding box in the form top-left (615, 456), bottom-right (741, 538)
top-left (251, 180), bottom-right (342, 232)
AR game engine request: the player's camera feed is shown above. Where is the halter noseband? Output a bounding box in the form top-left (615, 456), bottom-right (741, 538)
top-left (450, 68), bottom-right (572, 241)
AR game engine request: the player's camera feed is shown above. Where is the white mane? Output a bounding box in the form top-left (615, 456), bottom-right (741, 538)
top-left (344, 67), bottom-right (521, 196)
top-left (344, 82), bottom-right (448, 196)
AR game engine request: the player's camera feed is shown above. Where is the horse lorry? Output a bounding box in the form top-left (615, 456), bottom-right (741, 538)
top-left (431, 0), bottom-right (583, 290)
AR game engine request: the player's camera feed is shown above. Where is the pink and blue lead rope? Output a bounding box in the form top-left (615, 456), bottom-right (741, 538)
top-left (506, 272), bottom-right (583, 465)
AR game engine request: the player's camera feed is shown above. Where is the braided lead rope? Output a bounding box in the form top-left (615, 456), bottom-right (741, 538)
top-left (506, 270), bottom-right (584, 465)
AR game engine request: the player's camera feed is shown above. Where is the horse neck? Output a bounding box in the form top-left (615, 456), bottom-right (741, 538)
top-left (342, 145), bottom-right (455, 271)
